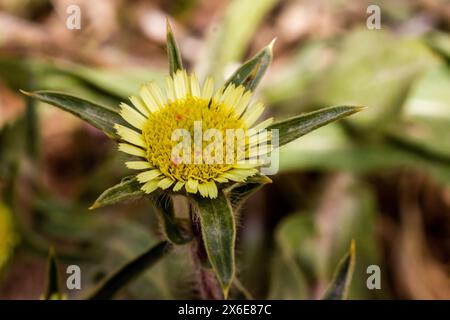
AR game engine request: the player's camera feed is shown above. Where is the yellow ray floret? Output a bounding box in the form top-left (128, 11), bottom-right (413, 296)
top-left (116, 70), bottom-right (271, 198)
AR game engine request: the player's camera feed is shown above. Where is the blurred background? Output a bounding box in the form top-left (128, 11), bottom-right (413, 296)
top-left (0, 0), bottom-right (449, 299)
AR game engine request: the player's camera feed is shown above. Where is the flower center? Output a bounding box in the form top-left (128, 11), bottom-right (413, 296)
top-left (142, 97), bottom-right (246, 183)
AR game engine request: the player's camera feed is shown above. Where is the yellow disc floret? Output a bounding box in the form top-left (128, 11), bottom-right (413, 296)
top-left (143, 96), bottom-right (245, 183)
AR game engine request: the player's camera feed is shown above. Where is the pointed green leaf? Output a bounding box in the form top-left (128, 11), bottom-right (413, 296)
top-left (89, 176), bottom-right (145, 210)
top-left (43, 248), bottom-right (63, 300)
top-left (87, 241), bottom-right (173, 300)
top-left (153, 194), bottom-right (193, 245)
top-left (224, 40), bottom-right (274, 92)
top-left (166, 20), bottom-right (183, 75)
top-left (322, 240), bottom-right (356, 300)
top-left (21, 90), bottom-right (127, 140)
top-left (268, 106), bottom-right (365, 147)
top-left (191, 191), bottom-right (236, 299)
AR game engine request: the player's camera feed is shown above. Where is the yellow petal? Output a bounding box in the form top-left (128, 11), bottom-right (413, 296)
top-left (129, 95), bottom-right (150, 116)
top-left (158, 177), bottom-right (174, 190)
top-left (172, 181), bottom-right (185, 192)
top-left (190, 74), bottom-right (201, 97)
top-left (136, 169), bottom-right (162, 183)
top-left (149, 82), bottom-right (166, 107)
top-left (125, 161), bottom-right (152, 170)
top-left (115, 124), bottom-right (145, 148)
top-left (183, 70), bottom-right (191, 95)
top-left (174, 70), bottom-right (187, 99)
top-left (197, 183), bottom-right (209, 197)
top-left (120, 103), bottom-right (147, 130)
top-left (222, 168), bottom-right (257, 182)
top-left (220, 84), bottom-right (235, 104)
top-left (118, 143), bottom-right (146, 157)
top-left (205, 181), bottom-right (218, 198)
top-left (165, 76), bottom-right (176, 102)
top-left (234, 91), bottom-right (252, 117)
top-left (242, 102), bottom-right (264, 127)
top-left (185, 179), bottom-right (199, 193)
top-left (141, 180), bottom-right (160, 194)
top-left (214, 176), bottom-right (228, 183)
top-left (223, 85), bottom-right (244, 110)
top-left (222, 173), bottom-right (246, 182)
top-left (139, 85), bottom-right (159, 112)
top-left (202, 77), bottom-right (214, 100)
top-left (213, 86), bottom-right (224, 103)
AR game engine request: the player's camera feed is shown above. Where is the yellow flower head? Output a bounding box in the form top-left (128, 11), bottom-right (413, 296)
top-left (115, 70), bottom-right (273, 198)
